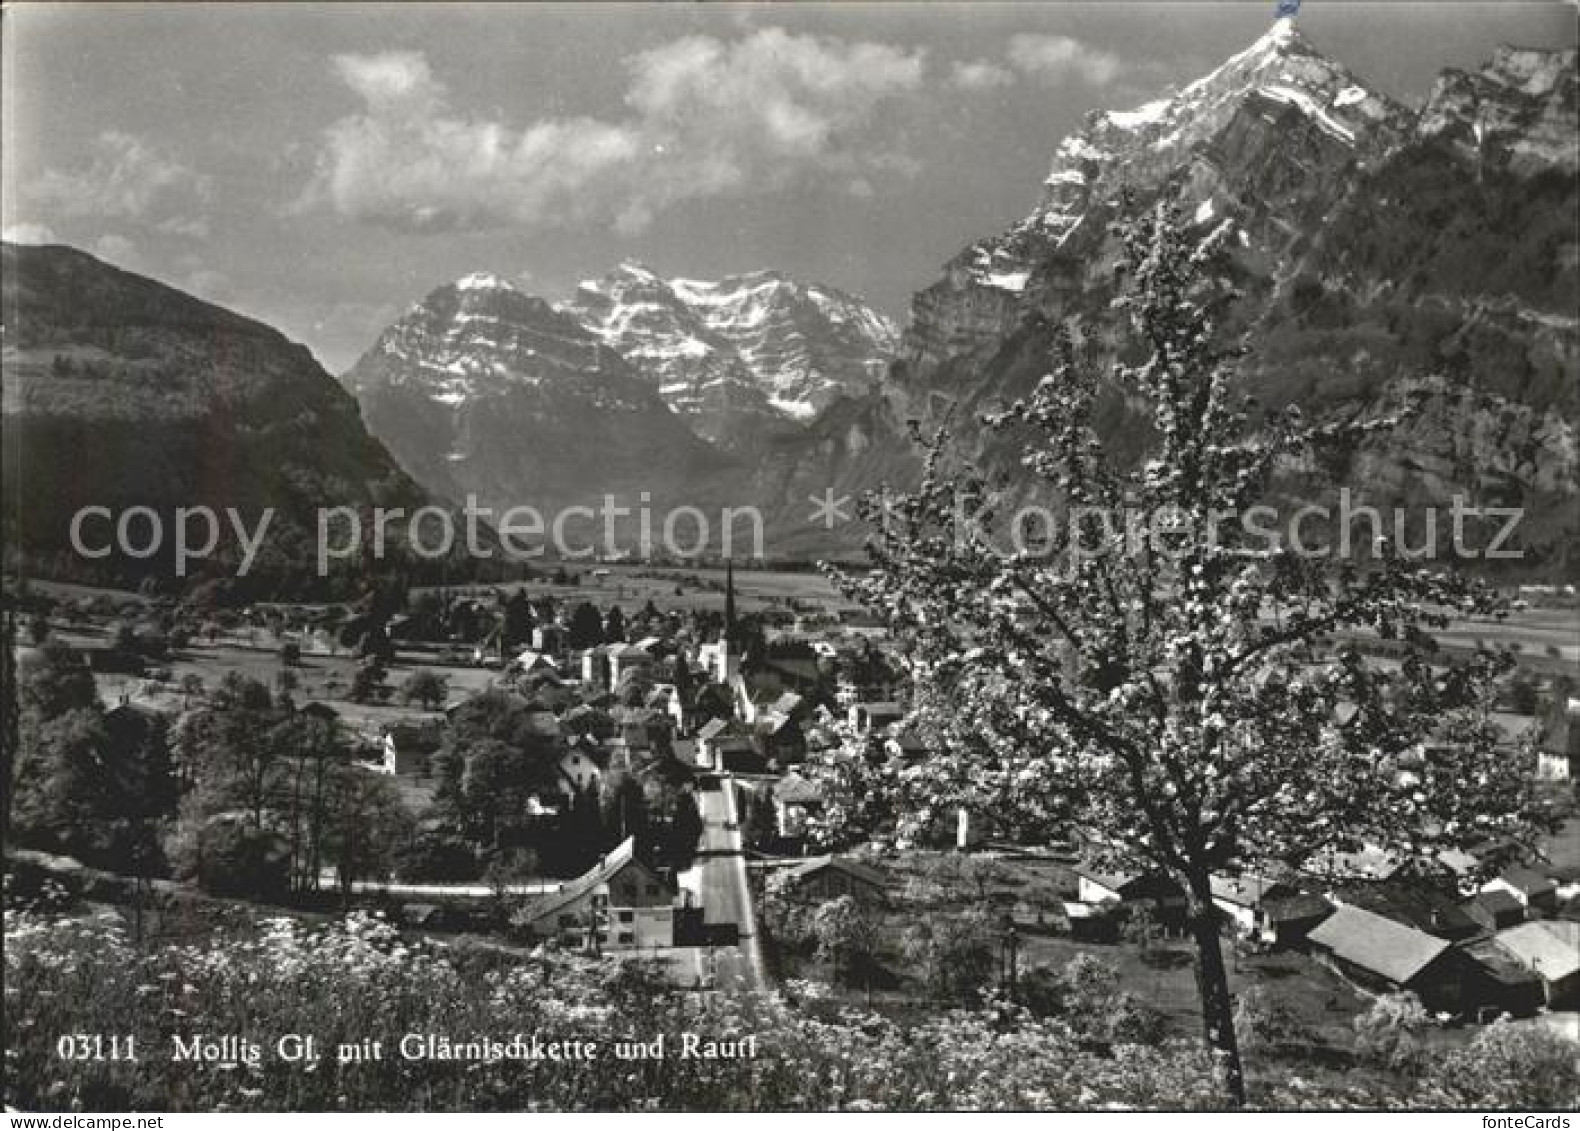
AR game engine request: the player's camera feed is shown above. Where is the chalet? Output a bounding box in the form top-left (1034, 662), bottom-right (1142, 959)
top-left (1259, 893), bottom-right (1337, 947)
top-left (1332, 879), bottom-right (1483, 942)
top-left (1462, 888), bottom-right (1527, 932)
top-left (1074, 864), bottom-right (1188, 928)
top-left (1492, 920), bottom-right (1580, 1008)
top-left (773, 773), bottom-right (824, 839)
top-left (1460, 939), bottom-right (1546, 1019)
top-left (769, 855), bottom-right (887, 906)
top-left (1481, 866), bottom-right (1560, 915)
top-left (1063, 899), bottom-right (1122, 942)
top-left (513, 838), bottom-right (675, 950)
top-left (1307, 905), bottom-right (1467, 1014)
top-left (1210, 875), bottom-right (1332, 944)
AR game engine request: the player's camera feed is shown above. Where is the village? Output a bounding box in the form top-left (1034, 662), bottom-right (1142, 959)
top-left (7, 560), bottom-right (1579, 1054)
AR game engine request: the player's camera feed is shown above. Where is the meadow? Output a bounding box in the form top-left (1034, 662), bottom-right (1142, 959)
top-left (6, 901), bottom-right (1576, 1112)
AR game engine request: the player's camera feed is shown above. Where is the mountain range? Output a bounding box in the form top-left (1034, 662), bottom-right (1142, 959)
top-left (5, 19), bottom-right (1576, 578)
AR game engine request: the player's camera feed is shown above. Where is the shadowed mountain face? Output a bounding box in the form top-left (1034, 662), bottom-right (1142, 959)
top-left (562, 262), bottom-right (899, 449)
top-left (1, 241), bottom-right (430, 583)
top-left (341, 272), bottom-right (733, 527)
top-left (885, 25), bottom-right (1578, 572)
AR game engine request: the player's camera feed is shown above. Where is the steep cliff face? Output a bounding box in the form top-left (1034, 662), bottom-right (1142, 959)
top-left (562, 263), bottom-right (898, 449)
top-left (902, 20), bottom-right (1410, 383)
top-left (888, 24), bottom-right (1577, 572)
top-left (343, 273), bottom-right (728, 521)
top-left (0, 241), bottom-right (429, 580)
top-left (1418, 46), bottom-right (1578, 175)
top-left (560, 263), bottom-right (786, 450)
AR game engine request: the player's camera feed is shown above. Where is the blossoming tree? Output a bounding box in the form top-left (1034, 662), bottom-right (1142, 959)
top-left (822, 199), bottom-right (1548, 1104)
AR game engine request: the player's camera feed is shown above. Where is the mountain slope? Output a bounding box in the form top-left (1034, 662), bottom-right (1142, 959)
top-left (561, 263), bottom-right (899, 448)
top-left (1, 241), bottom-right (429, 585)
top-left (888, 22), bottom-right (1578, 572)
top-left (342, 273), bottom-right (731, 529)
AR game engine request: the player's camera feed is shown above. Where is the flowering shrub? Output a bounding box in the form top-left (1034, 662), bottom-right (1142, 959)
top-left (4, 909), bottom-right (1574, 1111)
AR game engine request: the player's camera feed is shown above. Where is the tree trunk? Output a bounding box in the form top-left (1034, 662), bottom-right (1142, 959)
top-left (1185, 872), bottom-right (1246, 1106)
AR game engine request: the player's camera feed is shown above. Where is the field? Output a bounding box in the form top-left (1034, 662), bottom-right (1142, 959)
top-left (408, 562), bottom-right (861, 619)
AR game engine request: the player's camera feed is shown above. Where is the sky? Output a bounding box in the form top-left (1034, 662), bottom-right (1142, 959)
top-left (3, 1), bottom-right (1576, 373)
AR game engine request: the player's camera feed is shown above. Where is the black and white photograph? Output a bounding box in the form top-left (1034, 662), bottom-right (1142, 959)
top-left (2, 0), bottom-right (1577, 1116)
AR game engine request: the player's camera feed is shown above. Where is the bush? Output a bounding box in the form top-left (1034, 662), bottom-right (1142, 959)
top-left (1353, 991), bottom-right (1432, 1073)
top-left (1234, 985), bottom-right (1311, 1054)
top-left (902, 910), bottom-right (997, 1005)
top-left (1426, 1019), bottom-right (1580, 1108)
top-left (393, 835), bottom-right (478, 883)
top-left (193, 818), bottom-right (290, 901)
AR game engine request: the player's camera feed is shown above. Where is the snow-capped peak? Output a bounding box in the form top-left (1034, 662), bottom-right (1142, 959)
top-left (454, 271), bottom-right (519, 293)
top-left (931, 20), bottom-right (1412, 329)
top-left (559, 262), bottom-right (899, 436)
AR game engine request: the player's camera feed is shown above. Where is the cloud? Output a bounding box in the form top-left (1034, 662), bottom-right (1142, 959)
top-left (306, 30), bottom-right (926, 235)
top-left (2, 221), bottom-right (58, 245)
top-left (331, 50), bottom-right (442, 111)
top-left (1006, 34), bottom-right (1124, 86)
top-left (30, 131), bottom-right (212, 231)
top-left (950, 59), bottom-right (1015, 91)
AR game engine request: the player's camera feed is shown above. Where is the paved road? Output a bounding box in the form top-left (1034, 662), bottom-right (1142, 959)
top-left (677, 776), bottom-right (769, 991)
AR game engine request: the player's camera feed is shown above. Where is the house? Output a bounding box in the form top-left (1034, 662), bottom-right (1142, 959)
top-left (1210, 875), bottom-right (1331, 944)
top-left (513, 838), bottom-right (675, 950)
top-left (1332, 879), bottom-right (1484, 942)
top-left (773, 773), bottom-right (824, 839)
top-left (757, 711), bottom-right (807, 766)
top-left (1306, 905), bottom-right (1467, 1013)
top-left (1536, 698), bottom-right (1578, 782)
top-left (580, 646), bottom-right (613, 690)
top-left (559, 739), bottom-right (607, 793)
top-left (1460, 939), bottom-right (1546, 1019)
top-left (510, 649), bottom-right (559, 678)
top-left (1259, 893), bottom-right (1337, 947)
top-left (1063, 899), bottom-right (1122, 942)
top-left (607, 644), bottom-right (656, 688)
top-left (382, 720), bottom-right (443, 776)
top-left (769, 855), bottom-right (887, 906)
top-left (696, 717), bottom-right (758, 772)
top-left (1074, 864), bottom-right (1188, 928)
top-left (1462, 888), bottom-right (1527, 932)
top-left (760, 656), bottom-right (823, 696)
top-left (1482, 866), bottom-right (1560, 914)
top-left (531, 624), bottom-right (568, 655)
top-left (849, 701), bottom-right (904, 734)
top-left (1492, 920), bottom-right (1580, 1008)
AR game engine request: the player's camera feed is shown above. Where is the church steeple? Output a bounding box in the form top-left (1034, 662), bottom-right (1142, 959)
top-left (724, 558), bottom-right (737, 647)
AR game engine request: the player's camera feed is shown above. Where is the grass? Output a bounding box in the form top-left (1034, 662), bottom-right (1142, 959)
top-left (11, 899), bottom-right (1573, 1112)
